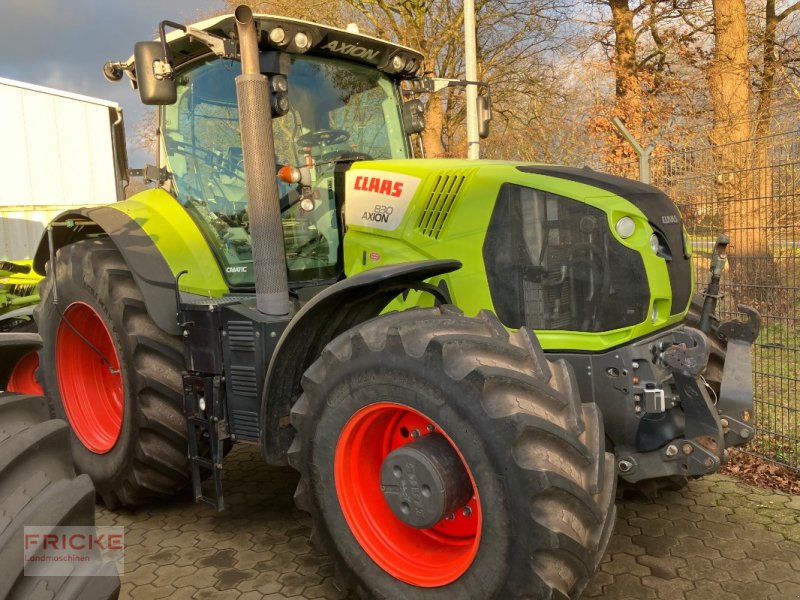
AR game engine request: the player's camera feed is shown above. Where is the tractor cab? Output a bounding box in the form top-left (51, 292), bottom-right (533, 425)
top-left (109, 14), bottom-right (423, 291)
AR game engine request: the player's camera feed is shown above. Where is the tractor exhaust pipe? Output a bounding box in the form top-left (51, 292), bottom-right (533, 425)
top-left (234, 5), bottom-right (291, 316)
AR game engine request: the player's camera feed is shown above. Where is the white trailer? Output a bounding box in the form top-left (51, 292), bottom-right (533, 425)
top-left (0, 77), bottom-right (127, 260)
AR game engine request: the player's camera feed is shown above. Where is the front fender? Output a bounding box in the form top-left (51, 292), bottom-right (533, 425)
top-left (261, 259), bottom-right (461, 464)
top-left (32, 206), bottom-right (184, 335)
top-left (31, 190), bottom-right (228, 336)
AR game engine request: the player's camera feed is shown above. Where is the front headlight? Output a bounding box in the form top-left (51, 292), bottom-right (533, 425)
top-left (616, 216), bottom-right (636, 239)
top-left (650, 233), bottom-right (660, 254)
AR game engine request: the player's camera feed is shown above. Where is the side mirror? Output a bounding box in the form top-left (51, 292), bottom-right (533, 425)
top-left (478, 94), bottom-right (492, 139)
top-left (133, 41), bottom-right (177, 105)
top-left (402, 99), bottom-right (425, 135)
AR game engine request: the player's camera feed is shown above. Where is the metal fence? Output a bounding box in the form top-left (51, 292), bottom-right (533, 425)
top-left (609, 131), bottom-right (800, 471)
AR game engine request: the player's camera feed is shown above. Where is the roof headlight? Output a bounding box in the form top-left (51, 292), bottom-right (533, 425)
top-left (391, 55), bottom-right (406, 71)
top-left (294, 32), bottom-right (310, 51)
top-left (269, 27), bottom-right (287, 45)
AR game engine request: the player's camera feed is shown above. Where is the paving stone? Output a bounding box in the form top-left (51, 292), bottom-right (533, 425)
top-left (777, 580), bottom-right (800, 598)
top-left (685, 580), bottom-right (740, 600)
top-left (600, 552), bottom-right (651, 577)
top-left (129, 583), bottom-right (176, 599)
top-left (599, 573), bottom-right (656, 599)
top-left (677, 556), bottom-right (728, 583)
top-left (702, 536), bottom-right (753, 559)
top-left (720, 579), bottom-right (779, 600)
top-left (635, 553), bottom-right (687, 580)
top-left (709, 557), bottom-right (765, 583)
top-left (125, 562), bottom-right (159, 586)
top-left (641, 575), bottom-right (695, 599)
top-left (756, 560), bottom-right (800, 584)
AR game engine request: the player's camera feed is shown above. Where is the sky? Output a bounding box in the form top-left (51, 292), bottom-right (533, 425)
top-left (0, 0), bottom-right (221, 167)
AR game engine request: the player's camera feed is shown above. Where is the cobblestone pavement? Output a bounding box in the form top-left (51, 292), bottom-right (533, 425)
top-left (97, 445), bottom-right (800, 600)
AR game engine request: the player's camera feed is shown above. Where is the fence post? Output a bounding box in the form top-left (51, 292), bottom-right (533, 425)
top-left (611, 117), bottom-right (670, 184)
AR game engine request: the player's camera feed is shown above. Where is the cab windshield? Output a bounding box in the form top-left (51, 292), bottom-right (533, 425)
top-left (161, 54), bottom-right (409, 288)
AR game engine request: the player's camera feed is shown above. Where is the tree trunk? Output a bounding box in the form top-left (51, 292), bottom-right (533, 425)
top-left (606, 0), bottom-right (642, 175)
top-left (422, 94), bottom-right (447, 157)
top-left (709, 0), bottom-right (778, 306)
top-left (609, 0), bottom-right (641, 132)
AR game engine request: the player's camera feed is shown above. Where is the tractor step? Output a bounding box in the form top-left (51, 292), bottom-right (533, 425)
top-left (183, 374), bottom-right (229, 511)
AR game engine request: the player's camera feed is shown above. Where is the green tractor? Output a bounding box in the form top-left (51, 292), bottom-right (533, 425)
top-left (24, 6), bottom-right (758, 598)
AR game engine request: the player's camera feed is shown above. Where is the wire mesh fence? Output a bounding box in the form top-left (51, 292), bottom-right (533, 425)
top-left (608, 131), bottom-right (800, 471)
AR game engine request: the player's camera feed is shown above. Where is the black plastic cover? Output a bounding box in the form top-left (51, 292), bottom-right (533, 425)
top-left (484, 183), bottom-right (649, 332)
top-left (518, 166), bottom-right (692, 315)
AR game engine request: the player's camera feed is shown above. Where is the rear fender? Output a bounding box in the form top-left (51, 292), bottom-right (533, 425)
top-left (261, 259), bottom-right (461, 465)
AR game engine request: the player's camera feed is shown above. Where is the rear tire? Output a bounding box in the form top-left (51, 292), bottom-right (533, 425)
top-left (35, 238), bottom-right (188, 508)
top-left (290, 307), bottom-right (616, 599)
top-left (4, 319), bottom-right (43, 395)
top-left (0, 393), bottom-right (120, 599)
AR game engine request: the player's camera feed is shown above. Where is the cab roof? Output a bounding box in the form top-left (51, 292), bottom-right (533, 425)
top-left (125, 13), bottom-right (424, 79)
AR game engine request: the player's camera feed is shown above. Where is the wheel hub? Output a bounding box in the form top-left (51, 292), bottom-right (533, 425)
top-left (380, 433), bottom-right (473, 528)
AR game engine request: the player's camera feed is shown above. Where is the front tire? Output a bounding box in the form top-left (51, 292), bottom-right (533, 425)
top-left (289, 307), bottom-right (616, 599)
top-left (35, 238), bottom-right (188, 508)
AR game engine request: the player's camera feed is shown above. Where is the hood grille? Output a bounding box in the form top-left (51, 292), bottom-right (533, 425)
top-left (416, 172), bottom-right (469, 239)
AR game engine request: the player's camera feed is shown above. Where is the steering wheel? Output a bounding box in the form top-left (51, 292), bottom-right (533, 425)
top-left (298, 129), bottom-right (350, 147)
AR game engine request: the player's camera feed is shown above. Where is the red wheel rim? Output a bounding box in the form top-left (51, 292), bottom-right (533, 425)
top-left (56, 302), bottom-right (123, 454)
top-left (334, 402), bottom-right (482, 587)
top-left (7, 351), bottom-right (42, 395)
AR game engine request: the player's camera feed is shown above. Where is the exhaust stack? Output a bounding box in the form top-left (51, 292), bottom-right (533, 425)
top-left (234, 5), bottom-right (290, 316)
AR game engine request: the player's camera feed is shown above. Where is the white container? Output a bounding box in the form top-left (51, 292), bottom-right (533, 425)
top-left (0, 77), bottom-right (126, 260)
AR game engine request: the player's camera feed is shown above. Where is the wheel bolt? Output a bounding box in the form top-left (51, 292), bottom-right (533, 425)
top-left (462, 506), bottom-right (472, 517)
top-left (426, 424), bottom-right (435, 433)
top-left (411, 429), bottom-right (420, 438)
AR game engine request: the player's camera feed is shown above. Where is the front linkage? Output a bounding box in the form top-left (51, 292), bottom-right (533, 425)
top-left (555, 234), bottom-right (760, 485)
top-left (616, 307), bottom-right (759, 483)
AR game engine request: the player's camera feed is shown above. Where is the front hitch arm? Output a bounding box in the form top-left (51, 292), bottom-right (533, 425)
top-left (661, 330), bottom-right (725, 470)
top-left (717, 305), bottom-right (761, 447)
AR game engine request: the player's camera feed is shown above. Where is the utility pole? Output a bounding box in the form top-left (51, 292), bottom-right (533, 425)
top-left (464, 0), bottom-right (479, 159)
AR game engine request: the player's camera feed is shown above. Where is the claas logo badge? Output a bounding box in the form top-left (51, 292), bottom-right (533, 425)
top-left (353, 175), bottom-right (404, 198)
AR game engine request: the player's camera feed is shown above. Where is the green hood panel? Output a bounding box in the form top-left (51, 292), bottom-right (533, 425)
top-left (343, 159), bottom-right (693, 353)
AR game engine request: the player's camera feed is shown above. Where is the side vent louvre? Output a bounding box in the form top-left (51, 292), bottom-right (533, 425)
top-left (231, 410), bottom-right (259, 442)
top-left (229, 366), bottom-right (258, 397)
top-left (228, 321), bottom-right (255, 352)
top-left (416, 172), bottom-right (468, 239)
